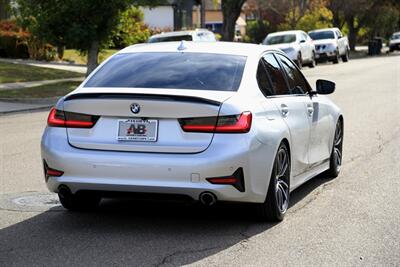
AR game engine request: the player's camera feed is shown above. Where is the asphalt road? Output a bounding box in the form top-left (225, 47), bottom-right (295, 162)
top-left (0, 54), bottom-right (399, 266)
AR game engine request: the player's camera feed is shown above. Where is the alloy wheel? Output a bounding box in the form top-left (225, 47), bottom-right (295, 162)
top-left (275, 146), bottom-right (290, 213)
top-left (333, 121), bottom-right (343, 171)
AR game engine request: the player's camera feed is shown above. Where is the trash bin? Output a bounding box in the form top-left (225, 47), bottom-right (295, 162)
top-left (368, 40), bottom-right (377, 55)
top-left (368, 37), bottom-right (383, 55)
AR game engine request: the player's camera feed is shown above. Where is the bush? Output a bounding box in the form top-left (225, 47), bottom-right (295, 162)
top-left (0, 19), bottom-right (29, 58)
top-left (245, 20), bottom-right (273, 44)
top-left (111, 7), bottom-right (150, 48)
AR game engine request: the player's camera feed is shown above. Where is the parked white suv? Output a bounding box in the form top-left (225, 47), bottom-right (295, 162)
top-left (148, 29), bottom-right (217, 43)
top-left (262, 30), bottom-right (316, 68)
top-left (308, 28), bottom-right (350, 63)
top-left (389, 32), bottom-right (400, 52)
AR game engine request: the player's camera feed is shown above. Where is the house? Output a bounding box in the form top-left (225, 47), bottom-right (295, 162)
top-left (192, 0), bottom-right (247, 37)
top-left (141, 0), bottom-right (246, 37)
top-left (141, 0), bottom-right (200, 31)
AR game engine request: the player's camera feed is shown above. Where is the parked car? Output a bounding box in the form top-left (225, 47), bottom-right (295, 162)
top-left (42, 42), bottom-right (343, 222)
top-left (388, 32), bottom-right (400, 52)
top-left (148, 29), bottom-right (216, 43)
top-left (262, 30), bottom-right (316, 68)
top-left (308, 28), bottom-right (350, 63)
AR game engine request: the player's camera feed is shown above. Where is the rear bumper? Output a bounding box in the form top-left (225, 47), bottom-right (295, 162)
top-left (41, 127), bottom-right (272, 203)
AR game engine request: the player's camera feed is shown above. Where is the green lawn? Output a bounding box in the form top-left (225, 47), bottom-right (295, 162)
top-left (0, 62), bottom-right (83, 84)
top-left (63, 49), bottom-right (118, 65)
top-left (0, 81), bottom-right (82, 98)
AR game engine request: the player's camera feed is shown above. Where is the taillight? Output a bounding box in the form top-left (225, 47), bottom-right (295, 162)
top-left (47, 108), bottom-right (99, 128)
top-left (179, 112), bottom-right (252, 133)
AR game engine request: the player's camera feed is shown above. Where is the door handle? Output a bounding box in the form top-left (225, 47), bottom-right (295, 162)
top-left (280, 104), bottom-right (289, 117)
top-left (307, 104), bottom-right (314, 116)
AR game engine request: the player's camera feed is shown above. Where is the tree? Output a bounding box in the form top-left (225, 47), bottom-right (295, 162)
top-left (221, 0), bottom-right (246, 41)
top-left (112, 6), bottom-right (151, 48)
top-left (0, 0), bottom-right (11, 20)
top-left (17, 0), bottom-right (131, 75)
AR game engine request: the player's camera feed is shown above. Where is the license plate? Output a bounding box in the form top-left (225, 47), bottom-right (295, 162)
top-left (117, 119), bottom-right (158, 142)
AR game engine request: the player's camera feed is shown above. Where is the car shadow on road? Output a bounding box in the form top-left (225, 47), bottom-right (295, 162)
top-left (0, 176), bottom-right (335, 266)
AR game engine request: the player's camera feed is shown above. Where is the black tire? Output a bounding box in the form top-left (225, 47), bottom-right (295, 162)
top-left (341, 49), bottom-right (349, 62)
top-left (58, 187), bottom-right (101, 211)
top-left (256, 142), bottom-right (290, 222)
top-left (324, 119), bottom-right (343, 178)
top-left (308, 52), bottom-right (316, 68)
top-left (332, 50), bottom-right (339, 64)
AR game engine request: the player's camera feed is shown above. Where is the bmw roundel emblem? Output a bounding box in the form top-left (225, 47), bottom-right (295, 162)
top-left (130, 103), bottom-right (141, 114)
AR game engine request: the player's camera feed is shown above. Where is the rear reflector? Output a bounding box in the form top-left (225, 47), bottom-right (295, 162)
top-left (179, 112), bottom-right (252, 133)
top-left (206, 168), bottom-right (245, 192)
top-left (43, 160), bottom-right (64, 182)
top-left (47, 108), bottom-right (99, 128)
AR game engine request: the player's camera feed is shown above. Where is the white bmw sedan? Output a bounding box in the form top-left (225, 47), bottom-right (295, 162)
top-left (41, 42), bottom-right (343, 221)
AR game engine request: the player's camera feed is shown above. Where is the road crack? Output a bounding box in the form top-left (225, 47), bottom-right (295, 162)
top-left (154, 245), bottom-right (220, 267)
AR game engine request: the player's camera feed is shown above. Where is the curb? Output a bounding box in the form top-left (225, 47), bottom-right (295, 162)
top-left (0, 105), bottom-right (53, 116)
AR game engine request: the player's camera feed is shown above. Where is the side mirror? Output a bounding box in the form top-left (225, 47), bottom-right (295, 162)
top-left (300, 39), bottom-right (306, 43)
top-left (316, 79), bottom-right (335, 94)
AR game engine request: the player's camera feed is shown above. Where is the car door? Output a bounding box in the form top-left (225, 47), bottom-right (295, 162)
top-left (307, 95), bottom-right (335, 168)
top-left (298, 32), bottom-right (310, 61)
top-left (336, 30), bottom-right (345, 55)
top-left (262, 53), bottom-right (312, 178)
top-left (277, 54), bottom-right (332, 168)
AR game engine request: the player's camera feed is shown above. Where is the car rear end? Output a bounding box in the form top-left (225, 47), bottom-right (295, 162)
top-left (41, 45), bottom-right (268, 204)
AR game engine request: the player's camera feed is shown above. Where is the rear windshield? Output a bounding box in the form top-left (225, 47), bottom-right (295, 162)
top-left (85, 52), bottom-right (246, 91)
top-left (309, 31), bottom-right (335, 40)
top-left (148, 35), bottom-right (193, 43)
top-left (264, 34), bottom-right (296, 45)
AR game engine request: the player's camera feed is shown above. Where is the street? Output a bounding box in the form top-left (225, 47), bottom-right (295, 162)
top-left (0, 54), bottom-right (399, 266)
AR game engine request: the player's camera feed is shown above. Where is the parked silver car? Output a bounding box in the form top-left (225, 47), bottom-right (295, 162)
top-left (263, 30), bottom-right (316, 68)
top-left (41, 42), bottom-right (343, 221)
top-left (309, 28), bottom-right (350, 63)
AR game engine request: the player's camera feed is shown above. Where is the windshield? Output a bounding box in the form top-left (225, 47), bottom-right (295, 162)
top-left (309, 31), bottom-right (335, 40)
top-left (264, 34), bottom-right (296, 45)
top-left (85, 52), bottom-right (246, 91)
top-left (391, 34), bottom-right (400, 40)
top-left (148, 35), bottom-right (193, 43)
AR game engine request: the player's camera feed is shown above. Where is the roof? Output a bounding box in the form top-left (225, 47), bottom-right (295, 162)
top-left (308, 28), bottom-right (340, 33)
top-left (118, 41), bottom-right (277, 57)
top-left (149, 29), bottom-right (212, 39)
top-left (267, 30), bottom-right (303, 36)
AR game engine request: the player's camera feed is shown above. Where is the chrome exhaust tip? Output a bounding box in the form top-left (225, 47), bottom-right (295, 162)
top-left (199, 192), bottom-right (217, 206)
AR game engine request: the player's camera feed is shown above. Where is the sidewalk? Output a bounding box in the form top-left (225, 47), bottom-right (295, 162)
top-left (0, 101), bottom-right (53, 114)
top-left (0, 77), bottom-right (84, 91)
top-left (0, 58), bottom-right (87, 74)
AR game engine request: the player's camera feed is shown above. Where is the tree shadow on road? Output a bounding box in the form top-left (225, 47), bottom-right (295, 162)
top-left (0, 176), bottom-right (335, 266)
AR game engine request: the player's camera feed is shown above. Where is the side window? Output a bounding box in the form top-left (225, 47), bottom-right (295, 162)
top-left (276, 54), bottom-right (309, 95)
top-left (263, 54), bottom-right (290, 95)
top-left (256, 60), bottom-right (274, 96)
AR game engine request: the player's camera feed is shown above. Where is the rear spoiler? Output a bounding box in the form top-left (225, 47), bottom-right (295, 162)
top-left (64, 93), bottom-right (221, 106)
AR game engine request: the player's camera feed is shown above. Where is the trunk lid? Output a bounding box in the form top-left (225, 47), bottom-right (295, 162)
top-left (64, 88), bottom-right (234, 153)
